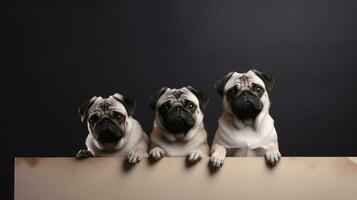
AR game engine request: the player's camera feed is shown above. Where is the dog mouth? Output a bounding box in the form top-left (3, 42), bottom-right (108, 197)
top-left (161, 107), bottom-right (195, 135)
top-left (96, 131), bottom-right (122, 144)
top-left (93, 119), bottom-right (124, 144)
top-left (165, 117), bottom-right (192, 134)
top-left (230, 92), bottom-right (263, 120)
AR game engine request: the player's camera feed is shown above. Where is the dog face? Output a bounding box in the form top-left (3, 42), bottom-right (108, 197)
top-left (78, 93), bottom-right (136, 147)
top-left (149, 86), bottom-right (209, 139)
top-left (215, 70), bottom-right (275, 120)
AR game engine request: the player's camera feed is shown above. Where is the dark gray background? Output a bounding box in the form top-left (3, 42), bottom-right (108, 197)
top-left (1, 0), bottom-right (357, 198)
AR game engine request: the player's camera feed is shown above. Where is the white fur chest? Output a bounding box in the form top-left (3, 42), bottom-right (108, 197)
top-left (216, 114), bottom-right (276, 150)
top-left (151, 125), bottom-right (207, 157)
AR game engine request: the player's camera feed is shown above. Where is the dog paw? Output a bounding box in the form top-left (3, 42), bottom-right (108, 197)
top-left (265, 150), bottom-right (281, 166)
top-left (127, 151), bottom-right (144, 164)
top-left (76, 149), bottom-right (93, 159)
top-left (210, 153), bottom-right (225, 168)
top-left (187, 150), bottom-right (202, 163)
top-left (149, 147), bottom-right (165, 160)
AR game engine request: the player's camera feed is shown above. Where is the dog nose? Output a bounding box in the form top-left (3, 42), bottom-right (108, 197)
top-left (174, 106), bottom-right (183, 115)
top-left (102, 118), bottom-right (110, 124)
top-left (174, 106), bottom-right (182, 112)
top-left (101, 118), bottom-right (112, 128)
top-left (241, 91), bottom-right (249, 96)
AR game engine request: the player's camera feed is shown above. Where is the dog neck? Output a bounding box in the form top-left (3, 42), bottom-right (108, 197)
top-left (222, 100), bottom-right (270, 131)
top-left (153, 119), bottom-right (203, 143)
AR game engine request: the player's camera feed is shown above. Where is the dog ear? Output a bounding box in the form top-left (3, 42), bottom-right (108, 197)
top-left (186, 86), bottom-right (209, 110)
top-left (78, 96), bottom-right (98, 122)
top-left (112, 93), bottom-right (136, 116)
top-left (252, 69), bottom-right (275, 91)
top-left (215, 72), bottom-right (234, 96)
top-left (148, 87), bottom-right (168, 111)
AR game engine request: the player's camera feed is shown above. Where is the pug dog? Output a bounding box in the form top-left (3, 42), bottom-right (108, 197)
top-left (210, 70), bottom-right (281, 168)
top-left (76, 93), bottom-right (149, 164)
top-left (148, 86), bottom-right (210, 163)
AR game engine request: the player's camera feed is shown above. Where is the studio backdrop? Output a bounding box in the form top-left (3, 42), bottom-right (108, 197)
top-left (2, 1), bottom-right (357, 198)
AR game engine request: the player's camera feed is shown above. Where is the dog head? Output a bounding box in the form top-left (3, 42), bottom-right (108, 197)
top-left (215, 69), bottom-right (275, 120)
top-left (149, 86), bottom-right (209, 140)
top-left (78, 93), bottom-right (136, 149)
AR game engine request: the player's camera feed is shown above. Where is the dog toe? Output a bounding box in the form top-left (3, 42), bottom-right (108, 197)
top-left (76, 150), bottom-right (93, 159)
top-left (149, 148), bottom-right (164, 160)
top-left (265, 151), bottom-right (281, 166)
top-left (210, 154), bottom-right (224, 168)
top-left (187, 151), bottom-right (202, 162)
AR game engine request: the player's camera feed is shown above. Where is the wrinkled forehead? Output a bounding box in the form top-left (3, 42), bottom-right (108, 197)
top-left (224, 71), bottom-right (265, 91)
top-left (88, 97), bottom-right (127, 115)
top-left (157, 87), bottom-right (199, 105)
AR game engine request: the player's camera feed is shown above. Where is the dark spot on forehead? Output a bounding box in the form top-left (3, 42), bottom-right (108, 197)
top-left (99, 101), bottom-right (109, 112)
top-left (239, 75), bottom-right (249, 86)
top-left (172, 90), bottom-right (183, 99)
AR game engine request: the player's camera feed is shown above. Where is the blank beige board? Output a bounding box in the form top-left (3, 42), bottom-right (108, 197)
top-left (15, 157), bottom-right (357, 200)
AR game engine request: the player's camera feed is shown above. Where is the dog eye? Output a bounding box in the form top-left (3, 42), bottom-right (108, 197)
top-left (186, 102), bottom-right (194, 109)
top-left (229, 87), bottom-right (238, 95)
top-left (88, 114), bottom-right (99, 123)
top-left (185, 102), bottom-right (196, 110)
top-left (112, 111), bottom-right (124, 120)
top-left (254, 85), bottom-right (264, 94)
top-left (161, 102), bottom-right (170, 110)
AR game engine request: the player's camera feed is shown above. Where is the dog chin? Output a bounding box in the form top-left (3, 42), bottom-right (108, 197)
top-left (230, 97), bottom-right (263, 119)
top-left (163, 116), bottom-right (195, 133)
top-left (173, 133), bottom-right (186, 139)
top-left (95, 138), bottom-right (124, 151)
top-left (100, 142), bottom-right (118, 149)
top-left (94, 134), bottom-right (123, 149)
